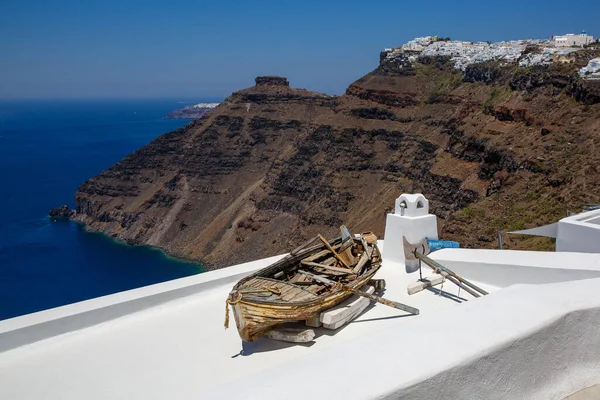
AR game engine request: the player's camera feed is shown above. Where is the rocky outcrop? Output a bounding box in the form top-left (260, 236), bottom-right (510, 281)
top-left (72, 48), bottom-right (600, 267)
top-left (345, 84), bottom-right (419, 107)
top-left (255, 76), bottom-right (289, 87)
top-left (463, 61), bottom-right (508, 84)
top-left (49, 205), bottom-right (74, 219)
top-left (568, 80), bottom-right (600, 104)
top-left (377, 51), bottom-right (416, 76)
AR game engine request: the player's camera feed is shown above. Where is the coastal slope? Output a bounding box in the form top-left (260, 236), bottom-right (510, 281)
top-left (163, 103), bottom-right (219, 119)
top-left (73, 45), bottom-right (600, 268)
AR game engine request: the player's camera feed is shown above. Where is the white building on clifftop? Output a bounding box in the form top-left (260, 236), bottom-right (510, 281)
top-left (554, 33), bottom-right (594, 47)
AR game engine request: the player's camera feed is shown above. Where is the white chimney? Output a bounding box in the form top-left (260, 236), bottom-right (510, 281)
top-left (383, 194), bottom-right (438, 272)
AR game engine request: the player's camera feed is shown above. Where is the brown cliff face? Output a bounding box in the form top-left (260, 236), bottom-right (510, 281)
top-left (74, 54), bottom-right (600, 268)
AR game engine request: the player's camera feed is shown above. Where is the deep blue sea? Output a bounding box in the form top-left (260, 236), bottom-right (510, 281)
top-left (0, 99), bottom-right (213, 321)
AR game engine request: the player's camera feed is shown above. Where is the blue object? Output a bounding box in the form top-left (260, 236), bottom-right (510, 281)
top-left (427, 239), bottom-right (460, 251)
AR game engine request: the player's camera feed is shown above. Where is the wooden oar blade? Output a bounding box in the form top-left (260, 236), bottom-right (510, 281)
top-left (340, 225), bottom-right (352, 243)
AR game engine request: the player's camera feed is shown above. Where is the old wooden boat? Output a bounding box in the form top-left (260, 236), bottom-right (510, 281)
top-left (225, 227), bottom-right (382, 342)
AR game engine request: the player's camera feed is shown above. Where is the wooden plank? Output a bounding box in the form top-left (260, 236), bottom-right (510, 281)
top-left (321, 257), bottom-right (336, 266)
top-left (305, 314), bottom-right (322, 328)
top-left (360, 236), bottom-right (372, 259)
top-left (314, 268), bottom-right (348, 277)
top-left (305, 284), bottom-right (325, 294)
top-left (248, 276), bottom-right (319, 299)
top-left (352, 251), bottom-right (369, 274)
top-left (321, 285), bottom-right (375, 329)
top-left (301, 261), bottom-right (356, 275)
top-left (290, 235), bottom-right (319, 255)
top-left (264, 327), bottom-right (315, 343)
top-left (294, 281), bottom-right (315, 286)
top-left (407, 276), bottom-right (444, 295)
top-left (279, 288), bottom-right (317, 302)
top-left (318, 234), bottom-right (351, 269)
top-left (302, 244), bottom-right (342, 263)
top-left (339, 232), bottom-right (356, 266)
top-left (288, 273), bottom-right (301, 284)
top-left (298, 270), bottom-right (420, 315)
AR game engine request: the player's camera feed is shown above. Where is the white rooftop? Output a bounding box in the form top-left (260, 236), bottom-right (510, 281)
top-left (1, 244), bottom-right (600, 399)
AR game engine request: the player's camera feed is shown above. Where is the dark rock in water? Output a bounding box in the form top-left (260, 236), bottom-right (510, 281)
top-left (49, 204), bottom-right (74, 219)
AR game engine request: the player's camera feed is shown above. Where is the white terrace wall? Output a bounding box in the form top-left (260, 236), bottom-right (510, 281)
top-left (557, 209), bottom-right (600, 253)
top-left (204, 277), bottom-right (600, 400)
top-left (0, 254), bottom-right (285, 353)
top-left (429, 248), bottom-right (600, 287)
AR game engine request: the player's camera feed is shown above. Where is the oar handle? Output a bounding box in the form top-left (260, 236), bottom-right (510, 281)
top-left (298, 270), bottom-right (420, 315)
top-left (416, 253), bottom-right (488, 296)
top-left (349, 288), bottom-right (420, 315)
top-left (319, 234), bottom-right (351, 270)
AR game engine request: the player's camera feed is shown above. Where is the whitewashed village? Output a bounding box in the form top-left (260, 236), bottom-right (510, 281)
top-left (385, 32), bottom-right (600, 78)
top-left (1, 33), bottom-right (600, 400)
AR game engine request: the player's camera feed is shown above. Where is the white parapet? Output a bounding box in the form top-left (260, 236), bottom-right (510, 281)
top-left (383, 194), bottom-right (438, 272)
top-left (557, 209), bottom-right (600, 253)
top-left (509, 208), bottom-right (600, 254)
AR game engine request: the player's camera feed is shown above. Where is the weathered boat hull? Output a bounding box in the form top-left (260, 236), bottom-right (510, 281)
top-left (228, 240), bottom-right (381, 341)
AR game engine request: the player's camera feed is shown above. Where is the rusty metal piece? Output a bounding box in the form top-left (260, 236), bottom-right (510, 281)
top-left (402, 236), bottom-right (430, 261)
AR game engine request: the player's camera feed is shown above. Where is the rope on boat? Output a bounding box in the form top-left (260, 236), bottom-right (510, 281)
top-left (224, 285), bottom-right (278, 329)
top-left (224, 292), bottom-right (242, 329)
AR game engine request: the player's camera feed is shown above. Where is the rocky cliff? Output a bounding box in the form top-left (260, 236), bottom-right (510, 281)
top-left (73, 50), bottom-right (600, 268)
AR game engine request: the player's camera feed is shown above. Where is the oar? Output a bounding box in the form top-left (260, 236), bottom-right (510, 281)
top-left (298, 270), bottom-right (419, 315)
top-left (403, 237), bottom-right (488, 296)
top-left (318, 234), bottom-right (351, 270)
top-left (419, 253), bottom-right (488, 296)
top-left (433, 269), bottom-right (481, 298)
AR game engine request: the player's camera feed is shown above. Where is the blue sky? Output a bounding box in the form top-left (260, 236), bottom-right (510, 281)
top-left (1, 0), bottom-right (598, 99)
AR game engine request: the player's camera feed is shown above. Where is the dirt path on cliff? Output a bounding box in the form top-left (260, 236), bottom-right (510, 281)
top-left (185, 177), bottom-right (264, 258)
top-left (147, 177), bottom-right (189, 246)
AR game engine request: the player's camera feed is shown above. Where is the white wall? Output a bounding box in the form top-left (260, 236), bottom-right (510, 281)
top-left (429, 248), bottom-right (600, 287)
top-left (557, 209), bottom-right (600, 253)
top-left (555, 34), bottom-right (594, 47)
top-left (204, 277), bottom-right (600, 400)
top-left (0, 254), bottom-right (285, 353)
